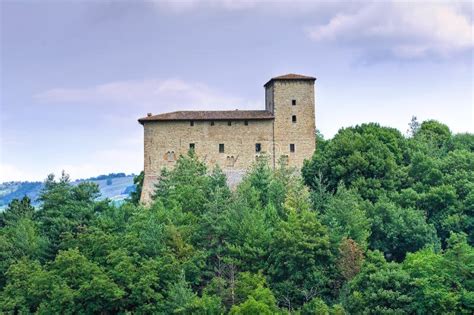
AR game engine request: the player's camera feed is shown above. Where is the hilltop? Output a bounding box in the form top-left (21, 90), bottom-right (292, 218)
top-left (0, 173), bottom-right (136, 209)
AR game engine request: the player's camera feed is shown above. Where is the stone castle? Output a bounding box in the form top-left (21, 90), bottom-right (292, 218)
top-left (138, 73), bottom-right (316, 204)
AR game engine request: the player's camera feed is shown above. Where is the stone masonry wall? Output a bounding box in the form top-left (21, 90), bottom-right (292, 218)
top-left (141, 119), bottom-right (274, 204)
top-left (140, 79), bottom-right (316, 205)
top-left (271, 80), bottom-right (316, 168)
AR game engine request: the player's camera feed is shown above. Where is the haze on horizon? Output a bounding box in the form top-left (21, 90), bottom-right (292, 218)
top-left (1, 0), bottom-right (473, 182)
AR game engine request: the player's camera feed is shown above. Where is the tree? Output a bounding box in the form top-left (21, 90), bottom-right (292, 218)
top-left (242, 155), bottom-right (273, 207)
top-left (407, 115), bottom-right (420, 137)
top-left (368, 199), bottom-right (440, 261)
top-left (0, 258), bottom-right (50, 313)
top-left (0, 218), bottom-right (48, 287)
top-left (0, 196), bottom-right (35, 227)
top-left (0, 249), bottom-right (124, 314)
top-left (302, 123), bottom-right (407, 201)
top-left (46, 248), bottom-right (124, 313)
top-left (268, 204), bottom-right (331, 306)
top-left (415, 120), bottom-right (452, 150)
top-left (129, 171), bottom-right (144, 205)
top-left (36, 173), bottom-right (101, 257)
top-left (403, 233), bottom-right (474, 314)
top-left (153, 152), bottom-right (213, 215)
top-left (229, 285), bottom-right (279, 315)
top-left (321, 185), bottom-right (371, 248)
top-left (221, 183), bottom-right (273, 272)
top-left (337, 238), bottom-right (364, 282)
top-left (344, 251), bottom-right (414, 314)
top-left (1, 119), bottom-right (472, 314)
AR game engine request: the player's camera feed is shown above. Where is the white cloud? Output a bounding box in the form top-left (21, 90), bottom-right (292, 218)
top-left (35, 78), bottom-right (258, 112)
top-left (0, 163), bottom-right (30, 182)
top-left (151, 0), bottom-right (350, 15)
top-left (153, 0), bottom-right (275, 12)
top-left (306, 1), bottom-right (473, 59)
top-left (154, 0), bottom-right (473, 59)
top-left (54, 148), bottom-right (142, 181)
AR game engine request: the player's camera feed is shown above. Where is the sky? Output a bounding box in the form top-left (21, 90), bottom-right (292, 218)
top-left (1, 0), bottom-right (473, 182)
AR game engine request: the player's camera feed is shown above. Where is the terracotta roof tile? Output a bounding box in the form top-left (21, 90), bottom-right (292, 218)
top-left (264, 73), bottom-right (316, 87)
top-left (139, 110), bottom-right (274, 124)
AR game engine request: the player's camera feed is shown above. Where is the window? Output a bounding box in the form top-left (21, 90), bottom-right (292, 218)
top-left (166, 151), bottom-right (176, 162)
top-left (228, 121), bottom-right (232, 126)
top-left (244, 120), bottom-right (249, 126)
top-left (219, 143), bottom-right (225, 153)
top-left (290, 144), bottom-right (295, 152)
top-left (210, 121), bottom-right (215, 126)
top-left (255, 143), bottom-right (261, 153)
top-left (292, 115), bottom-right (297, 123)
top-left (227, 156), bottom-right (236, 167)
top-left (189, 143), bottom-right (195, 151)
top-left (292, 99), bottom-right (296, 105)
top-left (190, 121), bottom-right (194, 126)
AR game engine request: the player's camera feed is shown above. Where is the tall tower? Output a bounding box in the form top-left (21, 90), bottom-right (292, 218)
top-left (264, 74), bottom-right (316, 168)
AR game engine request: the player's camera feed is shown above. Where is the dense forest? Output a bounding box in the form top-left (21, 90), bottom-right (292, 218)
top-left (1, 119), bottom-right (473, 314)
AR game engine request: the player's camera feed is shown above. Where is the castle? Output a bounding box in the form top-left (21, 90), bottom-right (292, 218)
top-left (138, 74), bottom-right (316, 204)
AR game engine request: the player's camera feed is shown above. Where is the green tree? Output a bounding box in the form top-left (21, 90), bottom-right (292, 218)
top-left (229, 285), bottom-right (279, 315)
top-left (344, 251), bottom-right (413, 314)
top-left (36, 173), bottom-right (101, 257)
top-left (321, 185), bottom-right (371, 248)
top-left (415, 120), bottom-right (452, 150)
top-left (0, 196), bottom-right (35, 227)
top-left (302, 123), bottom-right (407, 201)
top-left (0, 218), bottom-right (48, 287)
top-left (268, 204), bottom-right (331, 306)
top-left (129, 170), bottom-right (144, 205)
top-left (368, 199), bottom-right (440, 261)
top-left (403, 233), bottom-right (474, 314)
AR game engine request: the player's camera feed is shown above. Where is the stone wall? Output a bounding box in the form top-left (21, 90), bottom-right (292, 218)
top-left (140, 79), bottom-right (316, 205)
top-left (141, 119), bottom-right (274, 204)
top-left (271, 80), bottom-right (316, 168)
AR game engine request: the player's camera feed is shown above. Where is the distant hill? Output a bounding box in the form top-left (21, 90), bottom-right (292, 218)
top-left (0, 173), bottom-right (136, 209)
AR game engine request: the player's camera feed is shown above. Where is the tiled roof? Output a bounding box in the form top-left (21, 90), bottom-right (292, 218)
top-left (138, 110), bottom-right (274, 123)
top-left (264, 73), bottom-right (316, 87)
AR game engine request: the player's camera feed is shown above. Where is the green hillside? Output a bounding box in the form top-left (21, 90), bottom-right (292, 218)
top-left (1, 120), bottom-right (473, 314)
top-left (0, 173), bottom-right (135, 209)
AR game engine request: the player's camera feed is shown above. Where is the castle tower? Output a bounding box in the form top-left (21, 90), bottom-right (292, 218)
top-left (264, 74), bottom-right (316, 168)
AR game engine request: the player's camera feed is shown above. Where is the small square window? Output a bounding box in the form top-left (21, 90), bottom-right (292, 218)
top-left (219, 143), bottom-right (225, 153)
top-left (210, 121), bottom-right (215, 126)
top-left (190, 121), bottom-right (194, 126)
top-left (292, 115), bottom-right (297, 123)
top-left (290, 144), bottom-right (295, 152)
top-left (189, 143), bottom-right (195, 151)
top-left (228, 121), bottom-right (232, 126)
top-left (244, 120), bottom-right (249, 126)
top-left (292, 99), bottom-right (296, 105)
top-left (255, 143), bottom-right (261, 153)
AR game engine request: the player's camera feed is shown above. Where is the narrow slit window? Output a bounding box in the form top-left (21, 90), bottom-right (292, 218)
top-left (292, 99), bottom-right (296, 106)
top-left (190, 121), bottom-right (194, 126)
top-left (255, 143), bottom-right (261, 153)
top-left (292, 115), bottom-right (297, 123)
top-left (290, 144), bottom-right (295, 153)
top-left (189, 143), bottom-right (195, 151)
top-left (244, 120), bottom-right (249, 126)
top-left (219, 143), bottom-right (225, 153)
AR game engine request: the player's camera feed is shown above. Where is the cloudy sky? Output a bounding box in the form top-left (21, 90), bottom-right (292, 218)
top-left (1, 0), bottom-right (473, 182)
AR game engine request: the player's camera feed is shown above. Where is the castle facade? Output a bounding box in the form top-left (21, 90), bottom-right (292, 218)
top-left (138, 74), bottom-right (316, 204)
